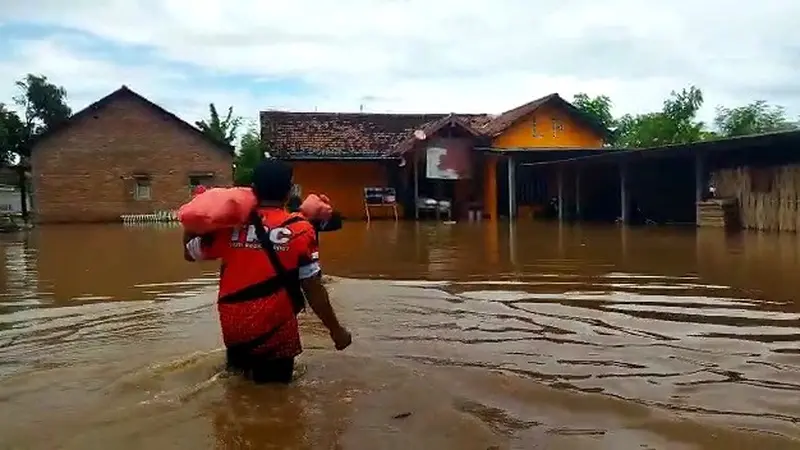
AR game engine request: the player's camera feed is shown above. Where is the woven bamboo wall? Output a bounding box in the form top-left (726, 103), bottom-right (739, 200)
top-left (711, 164), bottom-right (800, 232)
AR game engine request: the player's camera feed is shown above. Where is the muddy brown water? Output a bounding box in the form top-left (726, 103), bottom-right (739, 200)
top-left (1, 221), bottom-right (799, 450)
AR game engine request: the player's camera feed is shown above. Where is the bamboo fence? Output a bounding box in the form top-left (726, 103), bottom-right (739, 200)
top-left (711, 164), bottom-right (800, 232)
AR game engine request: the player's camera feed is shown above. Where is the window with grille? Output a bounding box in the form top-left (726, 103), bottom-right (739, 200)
top-left (188, 174), bottom-right (214, 192)
top-left (134, 177), bottom-right (151, 200)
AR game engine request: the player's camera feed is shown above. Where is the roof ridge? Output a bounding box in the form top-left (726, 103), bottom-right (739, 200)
top-left (31, 85), bottom-right (234, 155)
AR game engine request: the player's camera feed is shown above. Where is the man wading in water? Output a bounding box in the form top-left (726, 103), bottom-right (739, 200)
top-left (183, 159), bottom-right (352, 383)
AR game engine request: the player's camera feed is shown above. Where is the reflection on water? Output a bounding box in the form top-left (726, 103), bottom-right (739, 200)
top-left (0, 222), bottom-right (799, 449)
top-left (0, 225), bottom-right (219, 311)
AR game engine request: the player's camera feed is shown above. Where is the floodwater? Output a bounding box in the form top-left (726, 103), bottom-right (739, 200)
top-left (1, 221), bottom-right (799, 450)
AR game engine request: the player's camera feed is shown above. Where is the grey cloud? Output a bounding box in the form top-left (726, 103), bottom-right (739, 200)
top-left (3, 0), bottom-right (800, 117)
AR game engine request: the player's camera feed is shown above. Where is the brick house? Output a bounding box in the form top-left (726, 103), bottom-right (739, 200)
top-left (30, 86), bottom-right (234, 223)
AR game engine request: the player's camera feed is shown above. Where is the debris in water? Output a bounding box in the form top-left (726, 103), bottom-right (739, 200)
top-left (392, 412), bottom-right (412, 419)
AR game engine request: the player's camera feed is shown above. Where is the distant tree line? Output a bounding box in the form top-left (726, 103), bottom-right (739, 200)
top-left (3, 75), bottom-right (798, 193)
top-left (572, 86), bottom-right (799, 148)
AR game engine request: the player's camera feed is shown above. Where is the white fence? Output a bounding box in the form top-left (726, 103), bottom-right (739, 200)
top-left (120, 210), bottom-right (179, 224)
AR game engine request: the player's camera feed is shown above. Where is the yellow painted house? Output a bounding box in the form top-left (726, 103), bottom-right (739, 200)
top-left (264, 93), bottom-right (608, 221)
top-left (479, 93), bottom-right (609, 219)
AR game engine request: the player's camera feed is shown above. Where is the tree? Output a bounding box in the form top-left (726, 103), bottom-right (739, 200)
top-left (13, 74), bottom-right (72, 151)
top-left (0, 104), bottom-right (25, 166)
top-left (195, 103), bottom-right (241, 147)
top-left (234, 127), bottom-right (266, 185)
top-left (713, 100), bottom-right (798, 137)
top-left (572, 93), bottom-right (616, 144)
top-left (661, 85), bottom-right (705, 144)
top-left (615, 85), bottom-right (707, 148)
top-left (11, 74), bottom-right (72, 220)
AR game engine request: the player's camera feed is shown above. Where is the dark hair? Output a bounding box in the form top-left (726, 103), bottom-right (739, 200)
top-left (251, 159), bottom-right (293, 202)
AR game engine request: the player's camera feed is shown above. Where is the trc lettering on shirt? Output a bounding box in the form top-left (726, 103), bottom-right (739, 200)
top-left (230, 225), bottom-right (293, 251)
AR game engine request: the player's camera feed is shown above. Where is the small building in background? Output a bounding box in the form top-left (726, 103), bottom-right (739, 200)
top-left (261, 93), bottom-right (609, 221)
top-left (261, 111), bottom-right (461, 220)
top-left (0, 167), bottom-right (30, 216)
top-left (30, 86), bottom-right (233, 224)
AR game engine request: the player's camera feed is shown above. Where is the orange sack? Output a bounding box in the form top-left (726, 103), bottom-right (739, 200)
top-left (178, 187), bottom-right (257, 234)
top-left (300, 194), bottom-right (333, 221)
top-left (178, 188), bottom-right (334, 234)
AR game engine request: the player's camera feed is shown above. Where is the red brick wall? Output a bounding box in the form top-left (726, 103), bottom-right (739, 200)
top-left (31, 94), bottom-right (233, 223)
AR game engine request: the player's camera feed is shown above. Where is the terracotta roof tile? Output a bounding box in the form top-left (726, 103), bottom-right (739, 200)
top-left (482, 94), bottom-right (558, 137)
top-left (261, 111), bottom-right (491, 159)
top-left (482, 93), bottom-right (608, 138)
top-left (260, 94), bottom-right (606, 160)
top-left (390, 114), bottom-right (488, 155)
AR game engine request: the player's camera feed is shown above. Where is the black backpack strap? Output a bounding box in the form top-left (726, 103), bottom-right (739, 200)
top-left (248, 210), bottom-right (306, 314)
top-left (278, 215), bottom-right (306, 228)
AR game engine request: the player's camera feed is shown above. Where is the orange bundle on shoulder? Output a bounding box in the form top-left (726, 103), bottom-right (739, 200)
top-left (178, 187), bottom-right (333, 234)
top-left (178, 187), bottom-right (257, 234)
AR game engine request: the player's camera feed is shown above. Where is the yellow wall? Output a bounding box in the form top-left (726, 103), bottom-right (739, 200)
top-left (492, 104), bottom-right (604, 149)
top-left (291, 161), bottom-right (399, 220)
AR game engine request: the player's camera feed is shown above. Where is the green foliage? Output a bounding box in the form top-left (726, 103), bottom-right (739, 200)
top-left (713, 100), bottom-right (798, 137)
top-left (0, 74), bottom-right (71, 164)
top-left (3, 73), bottom-right (71, 217)
top-left (14, 74), bottom-right (72, 128)
top-left (572, 86), bottom-right (799, 149)
top-left (572, 93), bottom-right (616, 144)
top-left (10, 74), bottom-right (72, 159)
top-left (233, 127), bottom-right (265, 185)
top-left (612, 85), bottom-right (707, 148)
top-left (0, 104), bottom-right (25, 165)
top-left (195, 103), bottom-right (241, 147)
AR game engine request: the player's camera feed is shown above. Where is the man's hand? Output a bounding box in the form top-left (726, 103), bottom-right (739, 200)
top-left (330, 326), bottom-right (352, 350)
top-left (300, 194), bottom-right (333, 221)
top-left (301, 274), bottom-right (352, 350)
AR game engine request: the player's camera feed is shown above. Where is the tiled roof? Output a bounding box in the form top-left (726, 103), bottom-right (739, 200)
top-left (390, 114), bottom-right (487, 155)
top-left (261, 111), bottom-right (492, 159)
top-left (483, 93), bottom-right (608, 138)
top-left (260, 94), bottom-right (607, 159)
top-left (31, 86), bottom-right (235, 156)
top-left (482, 94), bottom-right (557, 137)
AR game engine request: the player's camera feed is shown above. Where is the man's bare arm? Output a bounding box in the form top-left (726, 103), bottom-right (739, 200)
top-left (300, 274), bottom-right (351, 350)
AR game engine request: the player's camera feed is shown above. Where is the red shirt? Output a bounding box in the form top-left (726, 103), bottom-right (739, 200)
top-left (187, 207), bottom-right (320, 359)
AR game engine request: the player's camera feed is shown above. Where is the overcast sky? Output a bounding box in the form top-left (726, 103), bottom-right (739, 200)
top-left (1, 0), bottom-right (799, 129)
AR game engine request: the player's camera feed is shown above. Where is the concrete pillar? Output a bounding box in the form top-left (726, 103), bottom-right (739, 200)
top-left (557, 166), bottom-right (564, 222)
top-left (620, 163), bottom-right (629, 224)
top-left (508, 221), bottom-right (518, 266)
top-left (507, 156), bottom-right (515, 219)
top-left (484, 155), bottom-right (498, 221)
top-left (694, 153), bottom-right (703, 226)
top-left (575, 169), bottom-right (582, 219)
top-left (413, 154), bottom-right (419, 220)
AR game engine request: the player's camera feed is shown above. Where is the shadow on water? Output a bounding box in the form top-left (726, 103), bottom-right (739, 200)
top-left (1, 221), bottom-right (799, 449)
